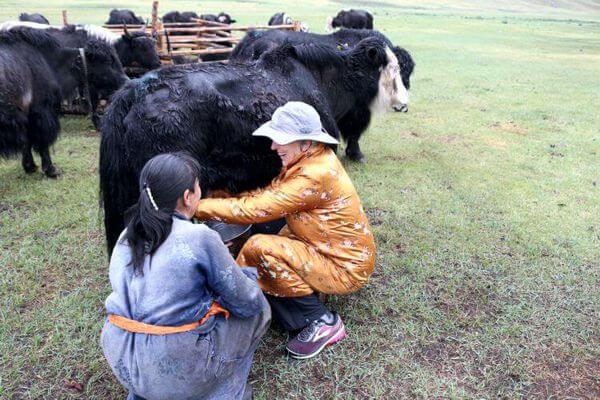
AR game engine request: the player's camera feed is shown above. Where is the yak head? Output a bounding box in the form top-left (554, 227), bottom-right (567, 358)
top-left (346, 37), bottom-right (409, 115)
top-left (390, 46), bottom-right (414, 112)
top-left (217, 12), bottom-right (236, 24)
top-left (83, 39), bottom-right (128, 98)
top-left (118, 24), bottom-right (160, 69)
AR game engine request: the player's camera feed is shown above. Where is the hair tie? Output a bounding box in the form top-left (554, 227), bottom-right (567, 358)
top-left (145, 187), bottom-right (159, 211)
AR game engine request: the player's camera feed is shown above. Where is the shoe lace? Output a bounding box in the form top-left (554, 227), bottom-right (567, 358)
top-left (297, 319), bottom-right (325, 342)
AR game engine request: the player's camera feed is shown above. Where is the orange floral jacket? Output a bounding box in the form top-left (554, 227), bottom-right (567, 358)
top-left (195, 144), bottom-right (376, 287)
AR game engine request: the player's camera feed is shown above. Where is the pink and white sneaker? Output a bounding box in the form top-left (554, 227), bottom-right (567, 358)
top-left (286, 313), bottom-right (346, 359)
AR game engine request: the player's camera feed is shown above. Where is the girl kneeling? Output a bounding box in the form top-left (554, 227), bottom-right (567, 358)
top-left (101, 153), bottom-right (270, 400)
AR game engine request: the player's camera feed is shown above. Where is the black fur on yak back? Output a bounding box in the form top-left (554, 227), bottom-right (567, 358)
top-left (100, 38), bottom-right (392, 252)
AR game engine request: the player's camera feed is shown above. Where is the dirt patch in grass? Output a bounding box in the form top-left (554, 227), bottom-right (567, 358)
top-left (526, 346), bottom-right (600, 399)
top-left (438, 135), bottom-right (462, 143)
top-left (490, 121), bottom-right (529, 136)
top-left (427, 273), bottom-right (501, 328)
top-left (365, 207), bottom-right (392, 226)
top-left (483, 137), bottom-right (509, 150)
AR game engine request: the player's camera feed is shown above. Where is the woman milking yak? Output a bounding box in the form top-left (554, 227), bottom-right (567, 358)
top-left (101, 102), bottom-right (375, 399)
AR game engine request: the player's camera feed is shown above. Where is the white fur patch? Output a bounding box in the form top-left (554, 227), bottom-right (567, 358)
top-left (0, 21), bottom-right (59, 31)
top-left (0, 21), bottom-right (120, 45)
top-left (283, 13), bottom-right (293, 25)
top-left (77, 25), bottom-right (119, 44)
top-left (369, 46), bottom-right (409, 115)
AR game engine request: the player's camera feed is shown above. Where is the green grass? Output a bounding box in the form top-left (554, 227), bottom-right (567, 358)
top-left (1, 1), bottom-right (599, 399)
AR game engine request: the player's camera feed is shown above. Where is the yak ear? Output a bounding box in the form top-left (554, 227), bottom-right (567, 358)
top-left (229, 19), bottom-right (237, 23)
top-left (393, 45), bottom-right (415, 74)
top-left (357, 38), bottom-right (386, 66)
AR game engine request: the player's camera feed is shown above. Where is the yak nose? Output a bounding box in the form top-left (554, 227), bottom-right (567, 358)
top-left (393, 103), bottom-right (408, 113)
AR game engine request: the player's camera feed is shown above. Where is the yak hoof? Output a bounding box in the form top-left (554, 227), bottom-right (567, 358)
top-left (91, 113), bottom-right (102, 130)
top-left (346, 151), bottom-right (366, 163)
top-left (43, 165), bottom-right (60, 178)
top-left (22, 161), bottom-right (38, 174)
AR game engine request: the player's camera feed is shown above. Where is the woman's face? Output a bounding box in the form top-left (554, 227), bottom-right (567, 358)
top-left (271, 140), bottom-right (310, 167)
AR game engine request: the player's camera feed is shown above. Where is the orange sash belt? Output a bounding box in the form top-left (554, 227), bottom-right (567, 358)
top-left (108, 302), bottom-right (229, 335)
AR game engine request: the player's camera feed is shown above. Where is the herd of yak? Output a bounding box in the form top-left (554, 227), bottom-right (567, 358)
top-left (0, 8), bottom-right (415, 253)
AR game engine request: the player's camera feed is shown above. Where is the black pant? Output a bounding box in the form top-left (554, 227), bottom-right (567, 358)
top-left (265, 294), bottom-right (328, 332)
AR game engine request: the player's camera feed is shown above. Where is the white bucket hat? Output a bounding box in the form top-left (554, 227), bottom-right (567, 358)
top-left (252, 102), bottom-right (339, 145)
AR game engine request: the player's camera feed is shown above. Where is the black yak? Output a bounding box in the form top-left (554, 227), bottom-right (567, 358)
top-left (100, 37), bottom-right (405, 252)
top-left (0, 28), bottom-right (127, 177)
top-left (267, 13), bottom-right (308, 32)
top-left (0, 21), bottom-right (160, 71)
top-left (0, 22), bottom-right (136, 126)
top-left (106, 9), bottom-right (144, 25)
top-left (162, 11), bottom-right (200, 23)
top-left (18, 13), bottom-right (49, 24)
top-left (327, 9), bottom-right (373, 31)
top-left (268, 12), bottom-right (293, 26)
top-left (200, 12), bottom-right (236, 24)
top-left (231, 28), bottom-right (415, 162)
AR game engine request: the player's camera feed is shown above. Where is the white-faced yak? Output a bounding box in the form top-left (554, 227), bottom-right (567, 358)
top-left (230, 28), bottom-right (415, 162)
top-left (0, 28), bottom-right (127, 177)
top-left (100, 37), bottom-right (404, 252)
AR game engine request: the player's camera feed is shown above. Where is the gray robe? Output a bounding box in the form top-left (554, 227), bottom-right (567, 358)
top-left (101, 217), bottom-right (271, 399)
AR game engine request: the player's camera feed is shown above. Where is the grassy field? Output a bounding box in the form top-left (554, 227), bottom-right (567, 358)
top-left (1, 1), bottom-right (599, 399)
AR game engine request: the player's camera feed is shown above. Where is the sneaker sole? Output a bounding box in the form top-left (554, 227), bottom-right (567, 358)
top-left (287, 324), bottom-right (347, 360)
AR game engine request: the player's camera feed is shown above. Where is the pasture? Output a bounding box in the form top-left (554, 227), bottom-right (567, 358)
top-left (1, 0), bottom-right (599, 398)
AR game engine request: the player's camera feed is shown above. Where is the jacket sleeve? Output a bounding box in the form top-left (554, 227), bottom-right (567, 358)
top-left (195, 173), bottom-right (322, 224)
top-left (198, 229), bottom-right (265, 318)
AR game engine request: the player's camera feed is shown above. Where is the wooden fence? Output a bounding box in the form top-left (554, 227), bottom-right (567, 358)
top-left (103, 1), bottom-right (301, 65)
top-left (61, 1), bottom-right (302, 114)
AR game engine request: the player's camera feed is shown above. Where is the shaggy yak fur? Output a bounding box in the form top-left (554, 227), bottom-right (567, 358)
top-left (100, 37), bottom-right (396, 252)
top-left (19, 13), bottom-right (49, 24)
top-left (0, 28), bottom-right (118, 177)
top-left (231, 28), bottom-right (415, 162)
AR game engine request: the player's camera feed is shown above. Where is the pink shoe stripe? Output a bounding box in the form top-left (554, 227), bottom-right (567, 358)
top-left (327, 325), bottom-right (346, 346)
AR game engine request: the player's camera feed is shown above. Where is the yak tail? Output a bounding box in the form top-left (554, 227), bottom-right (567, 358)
top-left (99, 82), bottom-right (139, 255)
top-left (0, 109), bottom-right (27, 158)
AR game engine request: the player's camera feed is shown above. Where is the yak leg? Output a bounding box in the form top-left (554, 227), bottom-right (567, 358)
top-left (21, 140), bottom-right (38, 173)
top-left (28, 104), bottom-right (61, 178)
top-left (345, 136), bottom-right (364, 163)
top-left (89, 88), bottom-right (102, 130)
top-left (39, 145), bottom-right (59, 178)
top-left (338, 108), bottom-right (371, 163)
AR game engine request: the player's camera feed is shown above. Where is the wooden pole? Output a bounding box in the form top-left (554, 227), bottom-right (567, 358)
top-left (161, 24), bottom-right (294, 33)
top-left (62, 10), bottom-right (68, 26)
top-left (162, 47), bottom-right (232, 56)
top-left (151, 1), bottom-right (158, 36)
top-left (151, 1), bottom-right (164, 55)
